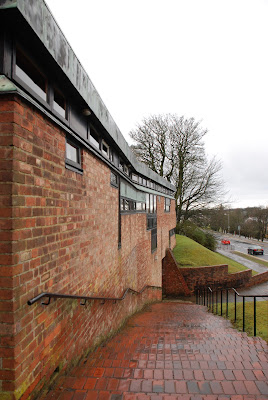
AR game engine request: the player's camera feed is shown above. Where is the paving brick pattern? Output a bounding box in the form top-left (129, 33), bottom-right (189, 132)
top-left (44, 302), bottom-right (268, 400)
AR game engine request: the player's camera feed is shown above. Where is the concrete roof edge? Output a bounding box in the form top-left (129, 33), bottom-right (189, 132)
top-left (0, 0), bottom-right (175, 190)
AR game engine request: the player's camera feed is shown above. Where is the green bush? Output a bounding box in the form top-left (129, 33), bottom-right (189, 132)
top-left (176, 221), bottom-right (216, 251)
top-left (204, 232), bottom-right (216, 251)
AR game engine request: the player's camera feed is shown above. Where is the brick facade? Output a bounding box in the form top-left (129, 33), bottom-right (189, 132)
top-left (0, 94), bottom-right (176, 399)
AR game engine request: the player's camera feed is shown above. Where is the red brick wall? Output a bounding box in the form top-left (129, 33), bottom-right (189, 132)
top-left (162, 249), bottom-right (191, 297)
top-left (180, 265), bottom-right (229, 292)
top-left (163, 251), bottom-right (254, 294)
top-left (180, 266), bottom-right (253, 291)
top-left (245, 270), bottom-right (268, 287)
top-left (0, 94), bottom-right (176, 399)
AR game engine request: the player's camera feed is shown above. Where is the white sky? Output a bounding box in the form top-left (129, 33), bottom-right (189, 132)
top-left (45, 0), bottom-right (268, 209)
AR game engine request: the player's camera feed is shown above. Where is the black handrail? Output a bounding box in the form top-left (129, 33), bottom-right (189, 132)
top-left (195, 286), bottom-right (268, 337)
top-left (27, 285), bottom-right (161, 306)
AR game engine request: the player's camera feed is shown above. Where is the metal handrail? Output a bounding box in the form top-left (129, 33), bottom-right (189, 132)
top-left (195, 286), bottom-right (268, 337)
top-left (27, 285), bottom-right (161, 306)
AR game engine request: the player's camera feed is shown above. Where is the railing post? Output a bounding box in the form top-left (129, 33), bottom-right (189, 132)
top-left (211, 289), bottom-right (214, 313)
top-left (243, 297), bottom-right (245, 332)
top-left (226, 289), bottom-right (228, 317)
top-left (220, 290), bottom-right (223, 316)
top-left (216, 290), bottom-right (218, 314)
top-left (234, 290), bottom-right (237, 321)
top-left (254, 297), bottom-right (256, 336)
top-left (206, 288), bottom-right (209, 307)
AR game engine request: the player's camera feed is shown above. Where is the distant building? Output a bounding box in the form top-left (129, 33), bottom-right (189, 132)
top-left (0, 1), bottom-right (176, 398)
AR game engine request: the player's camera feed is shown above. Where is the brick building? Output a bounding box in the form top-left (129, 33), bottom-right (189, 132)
top-left (0, 1), bottom-right (176, 399)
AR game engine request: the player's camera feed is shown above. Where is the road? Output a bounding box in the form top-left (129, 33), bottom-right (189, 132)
top-left (214, 232), bottom-right (268, 297)
top-left (216, 233), bottom-right (268, 260)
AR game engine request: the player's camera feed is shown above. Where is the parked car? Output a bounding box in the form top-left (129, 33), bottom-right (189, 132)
top-left (247, 245), bottom-right (264, 255)
top-left (221, 239), bottom-right (230, 245)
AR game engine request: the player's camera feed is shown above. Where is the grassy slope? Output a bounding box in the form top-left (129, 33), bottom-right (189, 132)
top-left (173, 235), bottom-right (257, 275)
top-left (217, 301), bottom-right (268, 342)
top-left (173, 235), bottom-right (267, 341)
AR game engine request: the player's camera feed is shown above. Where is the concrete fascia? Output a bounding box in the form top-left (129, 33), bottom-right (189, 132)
top-left (0, 0), bottom-right (175, 191)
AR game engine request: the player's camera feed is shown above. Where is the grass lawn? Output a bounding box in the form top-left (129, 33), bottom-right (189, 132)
top-left (173, 235), bottom-right (257, 275)
top-left (215, 300), bottom-right (268, 342)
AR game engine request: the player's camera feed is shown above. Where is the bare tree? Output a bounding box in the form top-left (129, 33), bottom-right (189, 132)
top-left (130, 114), bottom-right (224, 223)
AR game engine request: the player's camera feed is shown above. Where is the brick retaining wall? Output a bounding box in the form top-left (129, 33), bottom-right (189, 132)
top-left (162, 249), bottom-right (191, 297)
top-left (245, 270), bottom-right (268, 287)
top-left (162, 249), bottom-right (262, 296)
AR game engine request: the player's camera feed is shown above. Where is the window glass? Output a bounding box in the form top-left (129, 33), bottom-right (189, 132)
top-left (110, 171), bottom-right (118, 187)
top-left (150, 194), bottom-right (154, 213)
top-left (16, 47), bottom-right (47, 101)
top-left (53, 88), bottom-right (66, 118)
top-left (136, 202), bottom-right (145, 211)
top-left (102, 141), bottom-right (109, 157)
top-left (119, 160), bottom-right (124, 171)
top-left (66, 142), bottom-right (79, 163)
top-left (132, 174), bottom-right (138, 182)
top-left (90, 128), bottom-right (100, 148)
top-left (146, 193), bottom-right (150, 212)
top-left (151, 228), bottom-right (157, 252)
top-left (165, 198), bottom-right (171, 212)
top-left (124, 165), bottom-right (129, 175)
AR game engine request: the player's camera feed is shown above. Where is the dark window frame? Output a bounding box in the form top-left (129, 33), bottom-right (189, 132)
top-left (165, 197), bottom-right (171, 212)
top-left (53, 86), bottom-right (68, 120)
top-left (65, 138), bottom-right (83, 174)
top-left (120, 197), bottom-right (137, 213)
top-left (151, 227), bottom-right (157, 252)
top-left (13, 43), bottom-right (48, 108)
top-left (89, 125), bottom-right (100, 149)
top-left (110, 171), bottom-right (119, 188)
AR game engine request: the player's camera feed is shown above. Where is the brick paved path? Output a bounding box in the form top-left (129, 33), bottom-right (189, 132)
top-left (45, 302), bottom-right (268, 400)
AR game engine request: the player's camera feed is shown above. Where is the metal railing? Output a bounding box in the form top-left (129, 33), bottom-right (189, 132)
top-left (28, 285), bottom-right (161, 306)
top-left (195, 286), bottom-right (268, 336)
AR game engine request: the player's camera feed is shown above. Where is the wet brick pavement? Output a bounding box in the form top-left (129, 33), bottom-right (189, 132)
top-left (44, 302), bottom-right (268, 400)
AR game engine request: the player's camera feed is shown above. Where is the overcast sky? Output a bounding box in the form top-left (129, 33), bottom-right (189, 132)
top-left (45, 0), bottom-right (268, 209)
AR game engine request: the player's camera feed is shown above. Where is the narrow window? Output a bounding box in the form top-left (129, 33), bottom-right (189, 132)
top-left (146, 193), bottom-right (150, 212)
top-left (53, 88), bottom-right (66, 118)
top-left (119, 160), bottom-right (124, 172)
top-left (109, 148), bottom-right (114, 162)
top-left (165, 198), bottom-right (171, 212)
top-left (65, 139), bottom-right (82, 173)
top-left (150, 194), bottom-right (154, 213)
top-left (102, 141), bottom-right (109, 157)
top-left (136, 202), bottom-right (145, 212)
top-left (151, 228), bottom-right (157, 252)
top-left (132, 174), bottom-right (138, 183)
top-left (124, 165), bottom-right (129, 175)
top-left (15, 46), bottom-right (47, 101)
top-left (90, 127), bottom-right (100, 149)
top-left (110, 171), bottom-right (118, 187)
